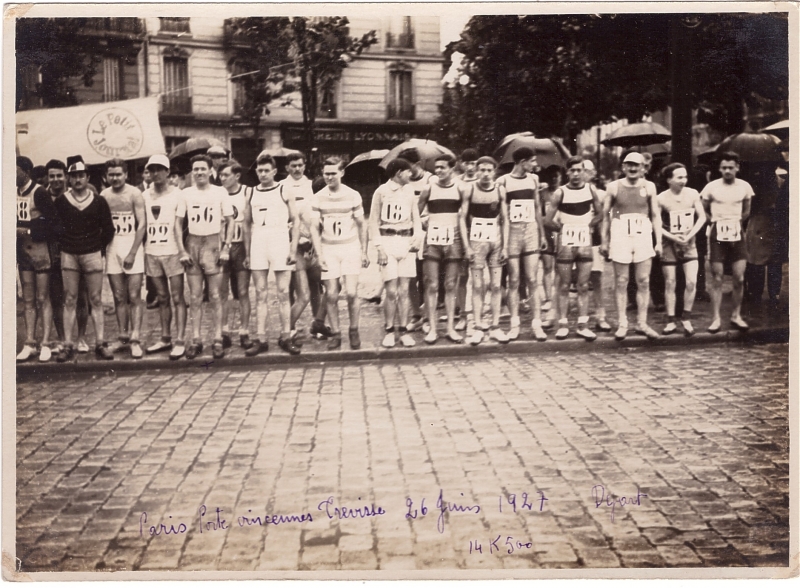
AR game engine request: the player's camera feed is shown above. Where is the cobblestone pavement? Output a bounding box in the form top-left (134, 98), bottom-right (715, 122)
top-left (14, 343), bottom-right (789, 574)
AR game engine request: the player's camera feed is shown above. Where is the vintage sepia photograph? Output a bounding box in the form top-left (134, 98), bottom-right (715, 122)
top-left (6, 2), bottom-right (796, 579)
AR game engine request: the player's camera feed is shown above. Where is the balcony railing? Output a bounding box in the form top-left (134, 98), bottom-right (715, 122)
top-left (386, 32), bottom-right (414, 49)
top-left (83, 18), bottom-right (144, 36)
top-left (387, 104), bottom-right (415, 120)
top-left (161, 95), bottom-right (192, 116)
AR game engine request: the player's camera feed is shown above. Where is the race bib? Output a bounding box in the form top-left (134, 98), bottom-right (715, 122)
top-left (509, 200), bottom-right (534, 223)
top-left (470, 218), bottom-right (499, 242)
top-left (670, 209), bottom-right (694, 235)
top-left (188, 205), bottom-right (216, 233)
top-left (561, 224), bottom-right (591, 247)
top-left (427, 224), bottom-right (455, 246)
top-left (17, 197), bottom-right (31, 222)
top-left (716, 218), bottom-right (741, 242)
top-left (620, 213), bottom-right (646, 236)
top-left (380, 201), bottom-right (410, 224)
top-left (231, 222), bottom-right (244, 243)
top-left (112, 213), bottom-right (135, 236)
top-left (147, 222), bottom-right (171, 245)
top-left (323, 215), bottom-right (346, 239)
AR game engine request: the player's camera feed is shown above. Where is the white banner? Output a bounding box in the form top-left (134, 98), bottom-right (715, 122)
top-left (15, 97), bottom-right (165, 165)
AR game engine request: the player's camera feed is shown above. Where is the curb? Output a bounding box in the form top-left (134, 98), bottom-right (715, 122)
top-left (16, 325), bottom-right (789, 379)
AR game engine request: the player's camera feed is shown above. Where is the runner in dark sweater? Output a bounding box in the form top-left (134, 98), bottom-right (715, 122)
top-left (54, 161), bottom-right (116, 362)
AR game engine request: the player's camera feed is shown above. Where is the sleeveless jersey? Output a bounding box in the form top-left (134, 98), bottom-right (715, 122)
top-left (250, 184), bottom-right (289, 236)
top-left (427, 181), bottom-right (461, 227)
top-left (143, 186), bottom-right (183, 256)
top-left (17, 181), bottom-right (43, 229)
top-left (609, 179), bottom-right (652, 218)
top-left (469, 184), bottom-right (501, 222)
top-left (375, 180), bottom-right (414, 232)
top-left (312, 184), bottom-right (364, 246)
top-left (227, 185), bottom-right (249, 243)
top-left (281, 175), bottom-right (315, 240)
top-left (659, 187), bottom-right (699, 236)
top-left (101, 184), bottom-right (140, 239)
top-left (558, 184), bottom-right (594, 225)
top-left (502, 173), bottom-right (538, 224)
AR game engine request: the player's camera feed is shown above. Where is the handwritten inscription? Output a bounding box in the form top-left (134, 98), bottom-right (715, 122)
top-left (406, 489), bottom-right (482, 533)
top-left (469, 535), bottom-right (533, 555)
top-left (317, 497), bottom-right (386, 520)
top-left (591, 485), bottom-right (648, 521)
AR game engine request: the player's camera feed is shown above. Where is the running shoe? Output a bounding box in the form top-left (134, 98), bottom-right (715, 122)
top-left (240, 334), bottom-right (254, 349)
top-left (531, 320), bottom-right (548, 342)
top-left (381, 332), bottom-right (396, 348)
top-left (489, 327), bottom-right (509, 343)
top-left (662, 322), bottom-right (678, 335)
top-left (730, 316), bottom-right (749, 331)
top-left (348, 328), bottom-right (361, 350)
top-left (310, 320), bottom-right (333, 340)
top-left (682, 320), bottom-right (695, 337)
top-left (38, 344), bottom-right (52, 363)
top-left (468, 329), bottom-right (484, 346)
top-left (56, 345), bottom-right (76, 363)
top-left (595, 318), bottom-right (612, 332)
top-left (555, 320), bottom-right (570, 340)
top-left (212, 340), bottom-right (225, 359)
top-left (95, 342), bottom-right (114, 360)
top-left (185, 342), bottom-right (203, 360)
top-left (16, 344), bottom-right (36, 363)
top-left (130, 340), bottom-right (143, 359)
top-left (635, 324), bottom-right (660, 340)
top-left (424, 330), bottom-right (438, 344)
top-left (399, 333), bottom-right (416, 348)
top-left (507, 325), bottom-right (520, 340)
top-left (169, 341), bottom-right (186, 360)
top-left (454, 317), bottom-right (467, 331)
top-left (278, 337), bottom-right (301, 355)
top-left (327, 334), bottom-right (342, 351)
top-left (245, 340), bottom-right (269, 357)
top-left (76, 339), bottom-right (90, 354)
top-left (541, 299), bottom-right (552, 312)
top-left (406, 316), bottom-right (425, 332)
top-left (576, 324), bottom-right (597, 341)
top-left (221, 333), bottom-right (233, 349)
top-left (147, 338), bottom-right (172, 354)
top-left (615, 324), bottom-right (628, 341)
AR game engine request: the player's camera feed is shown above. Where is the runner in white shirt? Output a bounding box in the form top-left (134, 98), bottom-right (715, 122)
top-left (181, 154), bottom-right (234, 360)
top-left (218, 161), bottom-right (253, 351)
top-left (141, 154), bottom-right (190, 360)
top-left (100, 159), bottom-right (146, 358)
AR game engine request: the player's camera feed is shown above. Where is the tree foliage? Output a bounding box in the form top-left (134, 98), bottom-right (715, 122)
top-left (435, 13), bottom-right (788, 155)
top-left (16, 18), bottom-right (103, 110)
top-left (225, 17), bottom-right (377, 163)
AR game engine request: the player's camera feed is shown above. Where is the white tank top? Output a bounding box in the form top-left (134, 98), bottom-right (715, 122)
top-left (250, 184), bottom-right (288, 235)
top-left (143, 187), bottom-right (181, 256)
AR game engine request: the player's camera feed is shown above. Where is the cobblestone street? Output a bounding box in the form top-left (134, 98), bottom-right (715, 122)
top-left (15, 343), bottom-right (789, 575)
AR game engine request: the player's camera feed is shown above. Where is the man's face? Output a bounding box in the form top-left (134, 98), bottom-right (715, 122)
top-left (142, 169), bottom-right (152, 184)
top-left (394, 168), bottom-right (413, 186)
top-left (256, 163), bottom-right (276, 186)
top-left (69, 171), bottom-right (88, 191)
top-left (210, 154), bottom-right (226, 171)
top-left (149, 166), bottom-right (169, 188)
top-left (106, 166), bottom-right (127, 189)
top-left (192, 161), bottom-right (210, 186)
top-left (168, 174), bottom-right (182, 188)
top-left (719, 159), bottom-right (739, 182)
top-left (566, 163), bottom-right (584, 186)
top-left (323, 164), bottom-right (342, 188)
top-left (521, 157), bottom-right (536, 174)
top-left (477, 163), bottom-right (496, 184)
top-left (219, 167), bottom-right (241, 190)
top-left (48, 168), bottom-right (66, 193)
top-left (16, 166), bottom-right (30, 188)
top-left (622, 162), bottom-right (641, 180)
top-left (462, 160), bottom-right (477, 177)
top-left (667, 167), bottom-right (688, 191)
top-left (435, 160), bottom-right (454, 181)
top-left (286, 159), bottom-right (306, 180)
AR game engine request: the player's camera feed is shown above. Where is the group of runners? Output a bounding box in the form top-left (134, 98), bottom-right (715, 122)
top-left (16, 143), bottom-right (754, 363)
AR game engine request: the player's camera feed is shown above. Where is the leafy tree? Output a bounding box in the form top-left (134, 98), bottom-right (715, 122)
top-left (435, 13), bottom-right (788, 155)
top-left (225, 17), bottom-right (377, 166)
top-left (16, 18), bottom-right (103, 110)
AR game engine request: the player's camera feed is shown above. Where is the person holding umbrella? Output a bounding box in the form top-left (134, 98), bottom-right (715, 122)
top-left (700, 152), bottom-right (753, 332)
top-left (599, 152), bottom-right (662, 341)
top-left (460, 156), bottom-right (510, 345)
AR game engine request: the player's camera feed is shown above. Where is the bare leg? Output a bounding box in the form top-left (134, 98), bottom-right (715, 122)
top-left (343, 274), bottom-right (361, 329)
top-left (575, 261), bottom-right (592, 319)
top-left (683, 260), bottom-right (698, 313)
top-left (555, 262), bottom-right (572, 322)
top-left (61, 270), bottom-right (80, 344)
top-left (290, 269), bottom-right (311, 330)
top-left (20, 271), bottom-right (37, 344)
top-left (384, 279), bottom-right (398, 329)
top-left (152, 276), bottom-right (173, 338)
top-left (220, 269), bottom-right (232, 332)
top-left (471, 267), bottom-right (486, 328)
top-left (206, 273), bottom-right (225, 341)
top-left (274, 270), bottom-right (293, 335)
top-left (613, 262), bottom-right (630, 327)
top-left (634, 258), bottom-right (652, 328)
top-left (709, 261), bottom-right (724, 328)
top-left (325, 278), bottom-right (341, 334)
top-left (169, 274), bottom-right (188, 342)
top-left (444, 261), bottom-right (460, 336)
top-left (396, 277), bottom-right (411, 329)
top-left (84, 271), bottom-right (106, 344)
top-left (523, 254), bottom-right (542, 322)
top-left (423, 260), bottom-right (440, 331)
top-left (186, 273), bottom-right (205, 342)
top-left (489, 267), bottom-right (503, 326)
top-left (252, 270), bottom-right (270, 339)
top-left (235, 270), bottom-right (251, 334)
top-left (108, 273), bottom-right (130, 339)
top-left (663, 265), bottom-right (677, 317)
top-left (35, 272), bottom-right (52, 345)
top-left (128, 273), bottom-right (144, 341)
top-left (730, 259), bottom-right (747, 322)
top-left (507, 258), bottom-right (521, 325)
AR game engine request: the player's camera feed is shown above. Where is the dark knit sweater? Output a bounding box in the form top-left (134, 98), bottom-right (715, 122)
top-left (54, 192), bottom-right (115, 255)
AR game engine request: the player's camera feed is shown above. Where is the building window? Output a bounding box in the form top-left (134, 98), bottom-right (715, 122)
top-left (317, 83), bottom-right (337, 119)
top-left (386, 16), bottom-right (414, 50)
top-left (160, 18), bottom-right (190, 34)
top-left (162, 56), bottom-right (191, 115)
top-left (230, 61), bottom-right (250, 115)
top-left (387, 69), bottom-right (414, 120)
top-left (103, 57), bottom-right (123, 102)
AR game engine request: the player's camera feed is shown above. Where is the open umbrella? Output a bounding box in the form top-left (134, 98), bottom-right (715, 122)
top-left (258, 147), bottom-right (303, 159)
top-left (716, 132), bottom-right (783, 163)
top-left (493, 133), bottom-right (570, 169)
top-left (763, 120), bottom-right (789, 141)
top-left (379, 139), bottom-right (455, 173)
top-left (601, 122), bottom-right (672, 148)
top-left (168, 136), bottom-right (228, 159)
top-left (696, 144), bottom-right (718, 166)
top-left (343, 149), bottom-right (389, 184)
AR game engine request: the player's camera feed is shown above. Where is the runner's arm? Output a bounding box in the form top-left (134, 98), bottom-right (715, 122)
top-left (242, 194), bottom-right (253, 261)
top-left (99, 198), bottom-right (116, 250)
top-left (459, 185), bottom-right (472, 256)
top-left (417, 184), bottom-right (431, 214)
top-left (741, 195), bottom-right (751, 223)
top-left (686, 193), bottom-right (707, 242)
top-left (543, 188), bottom-right (563, 232)
top-left (285, 192), bottom-right (300, 261)
top-left (355, 213), bottom-right (370, 267)
top-left (128, 191), bottom-right (147, 261)
top-left (600, 184), bottom-right (615, 252)
top-left (499, 185), bottom-right (510, 255)
top-left (411, 195), bottom-right (422, 250)
top-left (370, 188), bottom-right (384, 250)
top-left (532, 177), bottom-right (546, 238)
top-left (648, 187), bottom-right (662, 251)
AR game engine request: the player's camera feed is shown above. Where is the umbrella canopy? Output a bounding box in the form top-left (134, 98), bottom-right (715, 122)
top-left (763, 120), bottom-right (789, 140)
top-left (343, 149), bottom-right (389, 184)
top-left (258, 147), bottom-right (303, 159)
top-left (601, 122), bottom-right (672, 148)
top-left (168, 136), bottom-right (228, 159)
top-left (493, 132), bottom-right (570, 169)
top-left (716, 132), bottom-right (783, 163)
top-left (696, 144), bottom-right (718, 166)
top-left (379, 139), bottom-right (455, 174)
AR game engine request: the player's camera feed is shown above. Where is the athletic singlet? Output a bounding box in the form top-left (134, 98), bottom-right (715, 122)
top-left (468, 184), bottom-right (501, 222)
top-left (659, 187), bottom-right (699, 236)
top-left (375, 180), bottom-right (414, 232)
top-left (502, 173), bottom-right (538, 224)
top-left (101, 184), bottom-right (140, 238)
top-left (558, 184), bottom-right (593, 223)
top-left (17, 181), bottom-right (42, 228)
top-left (143, 187), bottom-right (182, 256)
top-left (250, 184), bottom-right (289, 234)
top-left (609, 179), bottom-right (653, 219)
top-left (227, 185), bottom-right (249, 243)
top-left (427, 181), bottom-right (461, 227)
top-left (409, 171), bottom-right (432, 197)
top-left (313, 184), bottom-right (364, 246)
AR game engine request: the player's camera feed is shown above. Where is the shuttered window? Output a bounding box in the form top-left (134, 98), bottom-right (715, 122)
top-left (162, 57), bottom-right (191, 114)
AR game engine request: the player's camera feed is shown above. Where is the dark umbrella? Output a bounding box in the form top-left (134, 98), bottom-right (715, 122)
top-left (763, 120), bottom-right (789, 141)
top-left (716, 132), bottom-right (783, 163)
top-left (696, 144), bottom-right (718, 166)
top-left (379, 139), bottom-right (455, 173)
top-left (494, 132), bottom-right (571, 169)
top-left (258, 147), bottom-right (303, 159)
top-left (601, 122), bottom-right (672, 148)
top-left (168, 136), bottom-right (228, 159)
top-left (343, 149), bottom-right (389, 184)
